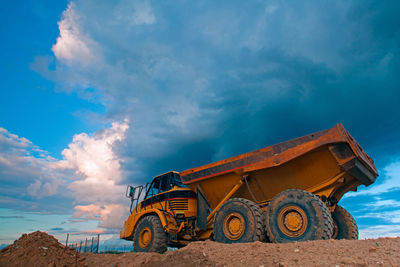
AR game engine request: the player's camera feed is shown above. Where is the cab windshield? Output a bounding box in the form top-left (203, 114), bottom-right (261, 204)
top-left (145, 172), bottom-right (187, 199)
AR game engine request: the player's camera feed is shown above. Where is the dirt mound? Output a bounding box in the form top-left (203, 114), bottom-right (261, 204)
top-left (84, 237), bottom-right (400, 267)
top-left (0, 231), bottom-right (84, 267)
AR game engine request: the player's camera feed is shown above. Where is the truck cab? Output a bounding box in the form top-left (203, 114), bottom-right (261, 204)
top-left (120, 171), bottom-right (198, 251)
top-left (139, 171), bottom-right (196, 218)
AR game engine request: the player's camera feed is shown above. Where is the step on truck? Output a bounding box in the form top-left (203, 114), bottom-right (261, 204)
top-left (120, 124), bottom-right (378, 252)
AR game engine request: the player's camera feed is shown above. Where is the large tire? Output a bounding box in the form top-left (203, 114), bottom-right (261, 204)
top-left (213, 198), bottom-right (264, 243)
top-left (133, 215), bottom-right (168, 253)
top-left (266, 189), bottom-right (333, 243)
top-left (331, 205), bottom-right (358, 240)
top-left (263, 211), bottom-right (271, 242)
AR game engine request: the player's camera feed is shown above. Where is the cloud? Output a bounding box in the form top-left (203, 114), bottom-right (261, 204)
top-left (73, 204), bottom-right (101, 221)
top-left (59, 119), bottom-right (130, 229)
top-left (359, 225), bottom-right (400, 239)
top-left (113, 0), bottom-right (156, 26)
top-left (0, 120), bottom-right (130, 230)
top-left (359, 209), bottom-right (400, 224)
top-left (34, 0), bottom-right (400, 187)
top-left (98, 204), bottom-right (127, 229)
top-left (341, 188), bottom-right (400, 238)
top-left (72, 203), bottom-right (128, 229)
top-left (0, 127), bottom-right (33, 150)
top-left (60, 120), bottom-right (129, 204)
top-left (0, 216), bottom-right (24, 219)
top-left (364, 198), bottom-right (400, 209)
top-left (50, 227), bottom-right (64, 231)
top-left (52, 2), bottom-right (99, 66)
top-left (0, 127), bottom-right (74, 212)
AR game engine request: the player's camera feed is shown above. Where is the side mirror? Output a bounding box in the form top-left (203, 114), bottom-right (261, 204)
top-left (126, 185), bottom-right (134, 198)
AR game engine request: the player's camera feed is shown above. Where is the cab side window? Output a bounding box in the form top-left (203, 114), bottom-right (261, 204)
top-left (145, 176), bottom-right (172, 198)
top-left (159, 176), bottom-right (171, 192)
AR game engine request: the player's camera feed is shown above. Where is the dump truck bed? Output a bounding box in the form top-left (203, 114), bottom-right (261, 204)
top-left (180, 124), bottom-right (378, 209)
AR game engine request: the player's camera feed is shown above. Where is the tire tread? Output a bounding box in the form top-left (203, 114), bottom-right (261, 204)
top-left (266, 189), bottom-right (333, 242)
top-left (332, 205), bottom-right (358, 240)
top-left (133, 215), bottom-right (168, 253)
top-left (213, 198), bottom-right (265, 242)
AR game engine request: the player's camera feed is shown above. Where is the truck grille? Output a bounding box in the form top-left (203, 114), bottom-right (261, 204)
top-left (168, 199), bottom-right (188, 211)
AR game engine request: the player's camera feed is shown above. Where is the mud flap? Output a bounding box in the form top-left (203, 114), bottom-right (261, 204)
top-left (196, 186), bottom-right (210, 230)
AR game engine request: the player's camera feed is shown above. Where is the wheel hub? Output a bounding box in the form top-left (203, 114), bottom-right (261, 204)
top-left (278, 205), bottom-right (308, 237)
top-left (138, 227), bottom-right (151, 249)
top-left (223, 212), bottom-right (246, 240)
top-left (284, 211), bottom-right (303, 231)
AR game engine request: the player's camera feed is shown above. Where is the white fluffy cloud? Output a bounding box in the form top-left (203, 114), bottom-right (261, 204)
top-left (62, 119), bottom-right (130, 228)
top-left (52, 2), bottom-right (99, 66)
top-left (359, 225), bottom-right (400, 239)
top-left (0, 120), bottom-right (130, 230)
top-left (60, 120), bottom-right (128, 202)
top-left (0, 127), bottom-right (70, 201)
top-left (73, 204), bottom-right (101, 221)
top-left (73, 203), bottom-right (127, 230)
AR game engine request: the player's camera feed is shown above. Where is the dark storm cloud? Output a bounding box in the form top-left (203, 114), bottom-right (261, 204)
top-left (38, 0), bottom-right (400, 183)
top-left (122, 0), bottom-right (400, 179)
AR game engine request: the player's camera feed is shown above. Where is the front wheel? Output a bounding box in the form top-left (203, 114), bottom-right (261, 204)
top-left (331, 205), bottom-right (358, 240)
top-left (266, 189), bottom-right (333, 243)
top-left (133, 215), bottom-right (168, 253)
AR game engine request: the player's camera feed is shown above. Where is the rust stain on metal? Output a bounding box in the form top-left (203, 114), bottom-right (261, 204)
top-left (180, 124), bottom-right (378, 185)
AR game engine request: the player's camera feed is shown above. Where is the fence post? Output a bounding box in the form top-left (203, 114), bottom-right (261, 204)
top-left (90, 237), bottom-right (94, 252)
top-left (84, 238), bottom-right (88, 252)
top-left (65, 233), bottom-right (69, 247)
top-left (79, 241), bottom-right (83, 253)
top-left (96, 234), bottom-right (100, 253)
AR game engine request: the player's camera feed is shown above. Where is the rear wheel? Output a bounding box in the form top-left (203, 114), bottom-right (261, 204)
top-left (331, 205), bottom-right (358, 240)
top-left (133, 215), bottom-right (168, 253)
top-left (214, 198), bottom-right (264, 243)
top-left (266, 189), bottom-right (333, 243)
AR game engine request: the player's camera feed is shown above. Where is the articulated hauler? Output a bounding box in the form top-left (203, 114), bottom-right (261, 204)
top-left (120, 124), bottom-right (378, 252)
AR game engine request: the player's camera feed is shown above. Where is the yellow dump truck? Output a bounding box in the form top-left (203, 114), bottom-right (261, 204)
top-left (120, 124), bottom-right (378, 252)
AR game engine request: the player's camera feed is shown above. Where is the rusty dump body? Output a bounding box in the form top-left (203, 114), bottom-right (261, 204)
top-left (180, 123), bottom-right (378, 212)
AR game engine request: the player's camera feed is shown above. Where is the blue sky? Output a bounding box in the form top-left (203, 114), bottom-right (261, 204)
top-left (1, 0), bottom-right (400, 247)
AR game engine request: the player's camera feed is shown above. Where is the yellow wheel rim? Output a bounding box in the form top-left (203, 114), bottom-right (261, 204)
top-left (223, 212), bottom-right (246, 240)
top-left (278, 205), bottom-right (308, 237)
top-left (138, 227), bottom-right (152, 249)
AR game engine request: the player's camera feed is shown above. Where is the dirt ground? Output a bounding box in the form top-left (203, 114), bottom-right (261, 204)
top-left (1, 231), bottom-right (400, 267)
